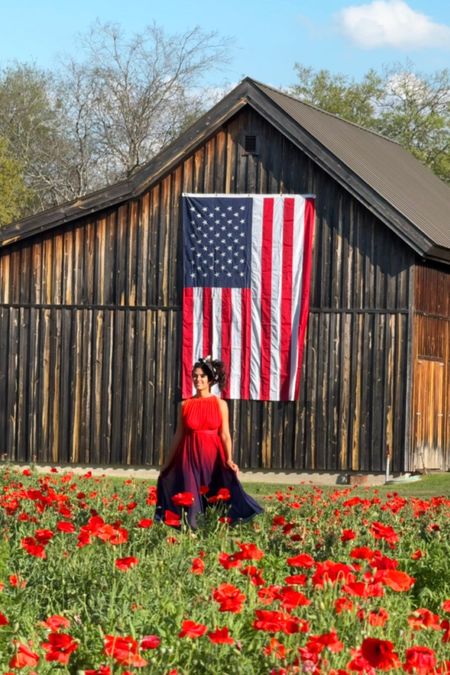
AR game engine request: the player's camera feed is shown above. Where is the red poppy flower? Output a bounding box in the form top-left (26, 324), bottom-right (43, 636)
top-left (358, 637), bottom-right (400, 670)
top-left (137, 518), bottom-right (153, 528)
top-left (218, 552), bottom-right (241, 569)
top-left (56, 521), bottom-right (76, 533)
top-left (306, 631), bottom-right (344, 654)
top-left (199, 485), bottom-right (209, 495)
top-left (104, 635), bottom-right (148, 667)
top-left (341, 529), bottom-right (357, 542)
top-left (178, 620), bottom-right (207, 638)
top-left (442, 600), bottom-right (450, 612)
top-left (34, 528), bottom-right (54, 544)
top-left (172, 492), bottom-right (195, 507)
top-left (441, 619), bottom-right (450, 642)
top-left (77, 530), bottom-right (91, 547)
top-left (146, 486), bottom-right (157, 505)
top-left (191, 557), bottom-right (205, 574)
top-left (411, 549), bottom-right (423, 560)
top-left (343, 581), bottom-right (384, 598)
top-left (369, 522), bottom-right (399, 545)
top-left (41, 632), bottom-right (79, 664)
top-left (212, 583), bottom-right (246, 613)
top-left (9, 643), bottom-right (40, 669)
top-left (115, 556), bottom-right (139, 571)
top-left (21, 537), bottom-right (46, 559)
top-left (257, 585), bottom-right (282, 605)
top-left (41, 615), bottom-right (70, 631)
top-left (263, 637), bottom-right (287, 659)
top-left (253, 609), bottom-right (308, 635)
top-left (408, 608), bottom-right (441, 631)
top-left (0, 612), bottom-right (9, 625)
top-left (380, 569), bottom-right (415, 591)
top-left (272, 515), bottom-right (287, 527)
top-left (236, 542), bottom-right (264, 560)
top-left (207, 487), bottom-right (231, 503)
top-left (350, 546), bottom-right (377, 560)
top-left (240, 565), bottom-right (265, 586)
top-left (284, 573), bottom-right (307, 586)
top-left (84, 667), bottom-right (111, 675)
top-left (286, 553), bottom-right (315, 568)
top-left (9, 575), bottom-right (26, 588)
top-left (403, 646), bottom-right (436, 674)
top-left (276, 587), bottom-right (311, 609)
top-left (140, 635), bottom-right (161, 649)
top-left (208, 627), bottom-right (234, 644)
top-left (369, 552), bottom-right (398, 570)
top-left (335, 597), bottom-right (354, 613)
top-left (96, 524), bottom-right (128, 545)
top-left (312, 561), bottom-right (356, 587)
top-left (368, 608), bottom-right (389, 626)
top-left (217, 553), bottom-right (242, 570)
top-left (164, 510), bottom-right (181, 527)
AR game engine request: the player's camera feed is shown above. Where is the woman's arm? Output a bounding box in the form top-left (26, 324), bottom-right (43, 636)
top-left (161, 402), bottom-right (185, 471)
top-left (218, 399), bottom-right (239, 473)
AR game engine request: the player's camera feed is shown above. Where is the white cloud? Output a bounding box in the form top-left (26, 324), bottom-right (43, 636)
top-left (337, 0), bottom-right (450, 49)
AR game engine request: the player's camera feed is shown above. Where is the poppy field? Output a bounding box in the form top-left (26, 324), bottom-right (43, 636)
top-left (0, 467), bottom-right (449, 674)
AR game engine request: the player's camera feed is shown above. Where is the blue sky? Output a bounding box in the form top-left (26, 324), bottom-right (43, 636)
top-left (0, 0), bottom-right (449, 87)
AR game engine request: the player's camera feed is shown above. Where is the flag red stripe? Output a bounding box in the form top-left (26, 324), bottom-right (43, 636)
top-left (182, 287), bottom-right (194, 399)
top-left (241, 287), bottom-right (252, 399)
top-left (295, 198), bottom-right (315, 399)
top-left (259, 198), bottom-right (274, 400)
top-left (202, 287), bottom-right (212, 357)
top-left (279, 198), bottom-right (294, 400)
top-left (221, 288), bottom-right (232, 399)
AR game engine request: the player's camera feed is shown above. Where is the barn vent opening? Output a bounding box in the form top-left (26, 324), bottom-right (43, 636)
top-left (244, 134), bottom-right (258, 154)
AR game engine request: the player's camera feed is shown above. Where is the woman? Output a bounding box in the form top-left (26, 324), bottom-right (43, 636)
top-left (155, 357), bottom-right (263, 528)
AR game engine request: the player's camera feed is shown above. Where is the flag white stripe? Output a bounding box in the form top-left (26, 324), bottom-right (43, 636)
top-left (249, 197), bottom-right (264, 399)
top-left (269, 197), bottom-right (284, 400)
top-left (211, 287), bottom-right (222, 396)
top-left (192, 287), bottom-right (204, 395)
top-left (288, 198), bottom-right (306, 400)
top-left (229, 288), bottom-right (242, 399)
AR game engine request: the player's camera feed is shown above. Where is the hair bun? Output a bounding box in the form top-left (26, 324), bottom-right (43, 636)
top-left (194, 357), bottom-right (227, 390)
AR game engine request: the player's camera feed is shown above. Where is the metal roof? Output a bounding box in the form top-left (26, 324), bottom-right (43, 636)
top-left (252, 80), bottom-right (450, 252)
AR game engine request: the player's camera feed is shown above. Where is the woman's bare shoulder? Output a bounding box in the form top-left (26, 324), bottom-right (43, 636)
top-left (217, 397), bottom-right (229, 412)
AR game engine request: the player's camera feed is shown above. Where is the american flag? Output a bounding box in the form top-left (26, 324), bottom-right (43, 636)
top-left (181, 193), bottom-right (315, 401)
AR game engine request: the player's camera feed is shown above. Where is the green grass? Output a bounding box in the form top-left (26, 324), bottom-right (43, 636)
top-left (98, 471), bottom-right (450, 499)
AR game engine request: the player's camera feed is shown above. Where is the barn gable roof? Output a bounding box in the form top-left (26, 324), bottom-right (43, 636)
top-left (1, 77), bottom-right (449, 263)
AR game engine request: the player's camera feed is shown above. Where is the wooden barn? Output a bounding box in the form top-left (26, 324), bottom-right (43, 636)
top-left (0, 78), bottom-right (449, 475)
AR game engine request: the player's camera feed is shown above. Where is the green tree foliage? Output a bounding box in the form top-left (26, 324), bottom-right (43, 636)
top-left (292, 63), bottom-right (450, 184)
top-left (0, 63), bottom-right (74, 214)
top-left (0, 136), bottom-right (31, 226)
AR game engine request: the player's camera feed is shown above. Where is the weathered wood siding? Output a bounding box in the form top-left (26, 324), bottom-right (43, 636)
top-left (412, 264), bottom-right (450, 469)
top-left (0, 107), bottom-right (415, 471)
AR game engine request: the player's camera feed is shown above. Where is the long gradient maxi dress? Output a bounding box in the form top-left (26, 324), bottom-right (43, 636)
top-left (155, 396), bottom-right (263, 528)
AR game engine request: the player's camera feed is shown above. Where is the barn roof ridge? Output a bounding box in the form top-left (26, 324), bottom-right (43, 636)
top-left (1, 76), bottom-right (449, 263)
top-left (244, 77), bottom-right (401, 147)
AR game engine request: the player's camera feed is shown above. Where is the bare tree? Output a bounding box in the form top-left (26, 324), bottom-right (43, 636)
top-left (57, 21), bottom-right (230, 191)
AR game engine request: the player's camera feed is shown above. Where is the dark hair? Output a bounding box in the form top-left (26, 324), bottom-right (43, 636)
top-left (193, 357), bottom-right (226, 390)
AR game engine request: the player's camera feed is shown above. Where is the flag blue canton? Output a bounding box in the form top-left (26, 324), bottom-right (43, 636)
top-left (183, 196), bottom-right (252, 288)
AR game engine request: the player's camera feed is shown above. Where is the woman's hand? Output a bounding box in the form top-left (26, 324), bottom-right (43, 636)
top-left (226, 459), bottom-right (239, 473)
